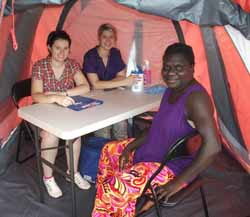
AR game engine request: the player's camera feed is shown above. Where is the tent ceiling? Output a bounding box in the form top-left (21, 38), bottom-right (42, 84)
top-left (2, 0), bottom-right (249, 39)
top-left (115, 0), bottom-right (250, 39)
top-left (1, 0), bottom-right (69, 15)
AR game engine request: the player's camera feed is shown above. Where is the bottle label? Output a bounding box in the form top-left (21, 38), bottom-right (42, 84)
top-left (132, 74), bottom-right (144, 92)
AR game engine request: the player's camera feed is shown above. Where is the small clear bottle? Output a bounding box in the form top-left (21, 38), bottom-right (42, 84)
top-left (143, 60), bottom-right (151, 85)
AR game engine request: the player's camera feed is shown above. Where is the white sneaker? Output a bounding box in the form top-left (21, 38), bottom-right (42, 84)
top-left (66, 172), bottom-right (91, 190)
top-left (43, 176), bottom-right (63, 198)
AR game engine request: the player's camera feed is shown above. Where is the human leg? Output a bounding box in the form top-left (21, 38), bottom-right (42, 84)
top-left (92, 162), bottom-right (175, 216)
top-left (96, 138), bottom-right (134, 181)
top-left (92, 139), bottom-right (134, 216)
top-left (65, 137), bottom-right (90, 189)
top-left (40, 130), bottom-right (62, 198)
top-left (92, 152), bottom-right (175, 216)
top-left (112, 120), bottom-right (128, 140)
top-left (40, 130), bottom-right (59, 177)
top-left (65, 138), bottom-right (81, 174)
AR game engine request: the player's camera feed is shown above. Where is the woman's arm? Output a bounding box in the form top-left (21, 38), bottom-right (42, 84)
top-left (157, 91), bottom-right (221, 200)
top-left (119, 128), bottom-right (149, 171)
top-left (112, 69), bottom-right (126, 81)
top-left (31, 78), bottom-right (57, 103)
top-left (32, 68), bottom-right (90, 105)
top-left (87, 71), bottom-right (134, 90)
top-left (31, 78), bottom-right (74, 107)
top-left (66, 70), bottom-right (90, 96)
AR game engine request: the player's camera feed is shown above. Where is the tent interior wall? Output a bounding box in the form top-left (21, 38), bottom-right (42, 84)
top-left (0, 0), bottom-right (250, 174)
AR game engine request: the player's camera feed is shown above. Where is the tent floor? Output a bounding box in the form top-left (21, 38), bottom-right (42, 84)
top-left (0, 142), bottom-right (250, 217)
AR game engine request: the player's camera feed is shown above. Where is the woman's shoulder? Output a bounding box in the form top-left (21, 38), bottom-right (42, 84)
top-left (192, 82), bottom-right (206, 91)
top-left (84, 47), bottom-right (98, 58)
top-left (110, 47), bottom-right (121, 54)
top-left (184, 81), bottom-right (207, 96)
top-left (32, 57), bottom-right (49, 68)
top-left (66, 58), bottom-right (81, 69)
top-left (66, 58), bottom-right (79, 64)
top-left (186, 82), bottom-right (211, 105)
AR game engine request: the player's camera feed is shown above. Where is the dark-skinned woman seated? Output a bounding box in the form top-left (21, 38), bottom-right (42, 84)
top-left (91, 43), bottom-right (221, 217)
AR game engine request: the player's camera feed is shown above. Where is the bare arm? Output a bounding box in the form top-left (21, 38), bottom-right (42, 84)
top-left (157, 91), bottom-right (221, 200)
top-left (66, 70), bottom-right (90, 96)
top-left (31, 70), bottom-right (90, 106)
top-left (119, 128), bottom-right (149, 171)
top-left (86, 69), bottom-right (134, 90)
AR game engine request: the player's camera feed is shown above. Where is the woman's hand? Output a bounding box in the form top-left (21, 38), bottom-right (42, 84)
top-left (119, 149), bottom-right (130, 171)
top-left (123, 75), bottom-right (135, 87)
top-left (156, 180), bottom-right (185, 202)
top-left (55, 95), bottom-right (75, 107)
top-left (44, 91), bottom-right (66, 96)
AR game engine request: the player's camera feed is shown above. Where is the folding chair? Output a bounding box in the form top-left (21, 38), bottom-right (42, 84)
top-left (11, 78), bottom-right (36, 163)
top-left (136, 132), bottom-right (209, 217)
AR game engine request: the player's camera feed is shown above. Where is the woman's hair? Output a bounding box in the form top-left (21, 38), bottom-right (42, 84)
top-left (97, 23), bottom-right (117, 40)
top-left (163, 43), bottom-right (195, 65)
top-left (46, 30), bottom-right (71, 47)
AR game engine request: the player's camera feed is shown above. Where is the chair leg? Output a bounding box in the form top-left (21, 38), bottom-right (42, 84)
top-left (16, 124), bottom-right (23, 162)
top-left (34, 126), bottom-right (44, 203)
top-left (127, 118), bottom-right (134, 138)
top-left (68, 140), bottom-right (77, 217)
top-left (199, 186), bottom-right (209, 217)
top-left (150, 185), bottom-right (162, 217)
top-left (16, 122), bottom-right (36, 164)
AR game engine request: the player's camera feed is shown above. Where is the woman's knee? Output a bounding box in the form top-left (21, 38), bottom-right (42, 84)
top-left (67, 137), bottom-right (81, 146)
top-left (102, 140), bottom-right (117, 150)
top-left (40, 131), bottom-right (59, 147)
top-left (103, 138), bottom-right (133, 154)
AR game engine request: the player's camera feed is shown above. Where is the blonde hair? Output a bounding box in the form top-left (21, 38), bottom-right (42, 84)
top-left (98, 23), bottom-right (117, 41)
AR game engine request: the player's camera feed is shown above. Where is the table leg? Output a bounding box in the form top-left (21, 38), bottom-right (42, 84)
top-left (68, 140), bottom-right (77, 217)
top-left (34, 126), bottom-right (44, 203)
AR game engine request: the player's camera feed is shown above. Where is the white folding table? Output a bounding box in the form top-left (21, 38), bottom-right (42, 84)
top-left (18, 88), bottom-right (163, 217)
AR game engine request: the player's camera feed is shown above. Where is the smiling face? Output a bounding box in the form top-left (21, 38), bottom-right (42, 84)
top-left (48, 39), bottom-right (70, 63)
top-left (98, 30), bottom-right (116, 51)
top-left (162, 53), bottom-right (194, 91)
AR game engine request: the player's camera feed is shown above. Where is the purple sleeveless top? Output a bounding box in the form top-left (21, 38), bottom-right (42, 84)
top-left (133, 83), bottom-right (205, 176)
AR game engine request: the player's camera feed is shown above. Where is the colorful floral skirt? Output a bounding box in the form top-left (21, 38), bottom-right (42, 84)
top-left (92, 139), bottom-right (175, 217)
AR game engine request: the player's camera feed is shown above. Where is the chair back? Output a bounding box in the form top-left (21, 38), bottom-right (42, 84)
top-left (136, 132), bottom-right (206, 217)
top-left (165, 131), bottom-right (200, 162)
top-left (11, 78), bottom-right (31, 109)
top-left (139, 131), bottom-right (201, 199)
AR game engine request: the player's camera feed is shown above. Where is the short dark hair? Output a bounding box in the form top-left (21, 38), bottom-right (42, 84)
top-left (97, 23), bottom-right (117, 40)
top-left (46, 30), bottom-right (71, 47)
top-left (163, 43), bottom-right (195, 65)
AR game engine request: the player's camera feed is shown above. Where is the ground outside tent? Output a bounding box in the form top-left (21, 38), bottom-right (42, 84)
top-left (1, 0), bottom-right (250, 217)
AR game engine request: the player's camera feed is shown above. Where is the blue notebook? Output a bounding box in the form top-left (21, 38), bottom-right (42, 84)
top-left (67, 96), bottom-right (103, 111)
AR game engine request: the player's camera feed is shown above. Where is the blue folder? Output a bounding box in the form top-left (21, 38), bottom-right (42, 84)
top-left (67, 95), bottom-right (103, 111)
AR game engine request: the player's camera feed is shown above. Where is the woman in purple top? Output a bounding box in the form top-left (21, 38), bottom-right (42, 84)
top-left (83, 23), bottom-right (134, 139)
top-left (91, 43), bottom-right (221, 217)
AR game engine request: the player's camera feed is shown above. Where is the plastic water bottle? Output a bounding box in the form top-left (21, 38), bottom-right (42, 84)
top-left (143, 60), bottom-right (151, 85)
top-left (131, 66), bottom-right (144, 92)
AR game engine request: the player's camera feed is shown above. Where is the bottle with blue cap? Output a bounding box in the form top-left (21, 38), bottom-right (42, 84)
top-left (131, 65), bottom-right (144, 92)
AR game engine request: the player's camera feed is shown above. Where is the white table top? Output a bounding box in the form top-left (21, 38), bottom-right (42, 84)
top-left (18, 89), bottom-right (163, 140)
